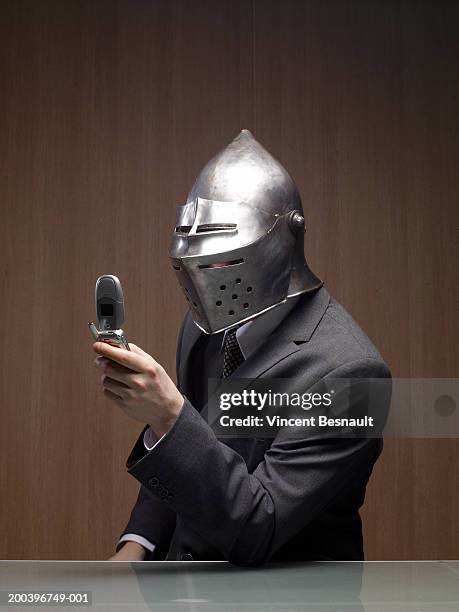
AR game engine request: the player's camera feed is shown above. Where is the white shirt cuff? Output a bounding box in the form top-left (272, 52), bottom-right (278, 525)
top-left (118, 534), bottom-right (156, 554)
top-left (143, 426), bottom-right (165, 451)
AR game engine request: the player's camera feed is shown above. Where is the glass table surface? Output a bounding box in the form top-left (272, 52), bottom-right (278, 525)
top-left (0, 560), bottom-right (457, 611)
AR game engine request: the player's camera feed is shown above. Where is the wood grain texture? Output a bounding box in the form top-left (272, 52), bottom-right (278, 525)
top-left (0, 0), bottom-right (457, 560)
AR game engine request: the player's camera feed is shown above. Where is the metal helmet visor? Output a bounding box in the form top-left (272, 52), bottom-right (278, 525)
top-left (169, 197), bottom-right (295, 334)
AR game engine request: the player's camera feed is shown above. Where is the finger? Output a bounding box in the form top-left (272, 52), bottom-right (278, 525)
top-left (100, 363), bottom-right (139, 387)
top-left (129, 343), bottom-right (149, 356)
top-left (93, 341), bottom-right (150, 373)
top-left (103, 387), bottom-right (125, 404)
top-left (94, 356), bottom-right (110, 367)
top-left (95, 356), bottom-right (132, 375)
top-left (101, 370), bottom-right (131, 389)
top-left (102, 376), bottom-right (131, 399)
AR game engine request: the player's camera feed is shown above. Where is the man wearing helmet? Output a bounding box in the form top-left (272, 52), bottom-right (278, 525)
top-left (94, 130), bottom-right (391, 566)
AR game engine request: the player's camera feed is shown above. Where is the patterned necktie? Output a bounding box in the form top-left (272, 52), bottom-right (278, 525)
top-left (221, 327), bottom-right (245, 378)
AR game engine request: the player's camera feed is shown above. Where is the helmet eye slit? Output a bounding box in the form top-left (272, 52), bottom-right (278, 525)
top-left (196, 223), bottom-right (237, 233)
top-left (198, 258), bottom-right (244, 269)
top-left (175, 225), bottom-right (192, 233)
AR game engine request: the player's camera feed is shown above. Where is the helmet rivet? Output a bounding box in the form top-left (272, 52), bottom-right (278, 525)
top-left (290, 211), bottom-right (304, 229)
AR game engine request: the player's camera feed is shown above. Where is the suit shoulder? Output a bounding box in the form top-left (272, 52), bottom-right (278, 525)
top-left (308, 295), bottom-right (390, 374)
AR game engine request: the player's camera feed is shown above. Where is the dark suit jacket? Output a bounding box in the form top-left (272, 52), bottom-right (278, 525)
top-left (118, 286), bottom-right (391, 566)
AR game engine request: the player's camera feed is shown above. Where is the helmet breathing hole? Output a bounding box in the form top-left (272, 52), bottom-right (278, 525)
top-left (216, 300), bottom-right (222, 306)
top-left (247, 286), bottom-right (253, 292)
top-left (228, 310), bottom-right (234, 315)
top-left (243, 303), bottom-right (249, 308)
top-left (235, 278), bottom-right (241, 283)
top-left (220, 285), bottom-right (226, 290)
top-left (232, 294), bottom-right (238, 299)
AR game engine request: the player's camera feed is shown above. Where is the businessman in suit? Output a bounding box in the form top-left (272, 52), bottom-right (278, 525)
top-left (94, 130), bottom-right (391, 565)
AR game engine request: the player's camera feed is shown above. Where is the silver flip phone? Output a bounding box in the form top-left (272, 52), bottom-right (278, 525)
top-left (88, 274), bottom-right (130, 350)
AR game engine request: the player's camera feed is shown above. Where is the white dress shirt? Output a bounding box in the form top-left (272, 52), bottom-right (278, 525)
top-left (118, 295), bottom-right (301, 556)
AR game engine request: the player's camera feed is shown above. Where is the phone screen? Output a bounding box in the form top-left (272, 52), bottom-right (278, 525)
top-left (100, 303), bottom-right (114, 316)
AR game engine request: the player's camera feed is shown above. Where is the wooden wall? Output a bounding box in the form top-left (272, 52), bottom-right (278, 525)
top-left (0, 0), bottom-right (457, 560)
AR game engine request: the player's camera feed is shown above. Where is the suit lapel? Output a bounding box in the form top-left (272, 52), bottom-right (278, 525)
top-left (189, 286), bottom-right (331, 422)
top-left (231, 286), bottom-right (330, 380)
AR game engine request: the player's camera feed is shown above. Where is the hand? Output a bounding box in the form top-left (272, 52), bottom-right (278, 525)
top-left (93, 341), bottom-right (184, 438)
top-left (108, 541), bottom-right (146, 561)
